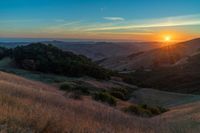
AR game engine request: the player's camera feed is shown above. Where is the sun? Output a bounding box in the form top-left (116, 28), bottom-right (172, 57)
top-left (164, 35), bottom-right (172, 42)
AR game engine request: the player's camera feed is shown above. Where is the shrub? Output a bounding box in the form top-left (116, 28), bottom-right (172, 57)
top-left (157, 106), bottom-right (169, 112)
top-left (139, 104), bottom-right (168, 115)
top-left (123, 104), bottom-right (168, 117)
top-left (0, 47), bottom-right (11, 59)
top-left (123, 105), bottom-right (152, 117)
top-left (93, 92), bottom-right (117, 106)
top-left (111, 88), bottom-right (128, 94)
top-left (69, 91), bottom-right (82, 100)
top-left (109, 88), bottom-right (130, 100)
top-left (60, 83), bottom-right (72, 91)
top-left (110, 91), bottom-right (125, 100)
top-left (149, 107), bottom-right (161, 115)
top-left (74, 86), bottom-right (90, 95)
top-left (60, 82), bottom-right (91, 96)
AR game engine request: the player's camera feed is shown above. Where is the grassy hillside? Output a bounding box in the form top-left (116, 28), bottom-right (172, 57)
top-left (101, 38), bottom-right (200, 71)
top-left (130, 88), bottom-right (200, 107)
top-left (0, 71), bottom-right (200, 132)
top-left (0, 71), bottom-right (157, 132)
top-left (155, 101), bottom-right (200, 133)
top-left (123, 51), bottom-right (200, 94)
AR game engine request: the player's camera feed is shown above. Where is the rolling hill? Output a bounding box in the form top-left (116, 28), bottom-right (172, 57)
top-left (0, 39), bottom-right (200, 132)
top-left (0, 71), bottom-right (200, 132)
top-left (122, 48), bottom-right (200, 94)
top-left (130, 88), bottom-right (200, 107)
top-left (100, 38), bottom-right (200, 71)
top-left (0, 41), bottom-right (161, 61)
top-left (0, 43), bottom-right (110, 80)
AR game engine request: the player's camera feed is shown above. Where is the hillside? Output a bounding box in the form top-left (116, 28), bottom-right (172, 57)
top-left (155, 101), bottom-right (200, 133)
top-left (0, 43), bottom-right (110, 80)
top-left (122, 49), bottom-right (200, 94)
top-left (130, 88), bottom-right (200, 107)
top-left (100, 38), bottom-right (200, 71)
top-left (1, 40), bottom-right (200, 132)
top-left (0, 71), bottom-right (200, 132)
top-left (0, 41), bottom-right (161, 61)
top-left (47, 41), bottom-right (161, 61)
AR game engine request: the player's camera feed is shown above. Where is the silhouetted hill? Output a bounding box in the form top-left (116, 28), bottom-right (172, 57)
top-left (0, 41), bottom-right (161, 61)
top-left (1, 43), bottom-right (110, 79)
top-left (43, 41), bottom-right (161, 61)
top-left (100, 38), bottom-right (200, 71)
top-left (123, 47), bottom-right (200, 94)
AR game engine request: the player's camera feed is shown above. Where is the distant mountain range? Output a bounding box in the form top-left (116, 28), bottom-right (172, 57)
top-left (0, 40), bottom-right (161, 61)
top-left (1, 38), bottom-right (200, 72)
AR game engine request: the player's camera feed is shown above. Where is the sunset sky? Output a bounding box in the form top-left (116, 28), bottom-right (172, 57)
top-left (1, 0), bottom-right (200, 42)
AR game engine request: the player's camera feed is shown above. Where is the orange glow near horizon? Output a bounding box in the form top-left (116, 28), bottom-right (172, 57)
top-left (154, 30), bottom-right (191, 43)
top-left (164, 35), bottom-right (172, 42)
top-left (1, 30), bottom-right (198, 43)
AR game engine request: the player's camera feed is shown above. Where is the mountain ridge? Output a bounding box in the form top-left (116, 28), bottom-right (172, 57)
top-left (100, 38), bottom-right (200, 71)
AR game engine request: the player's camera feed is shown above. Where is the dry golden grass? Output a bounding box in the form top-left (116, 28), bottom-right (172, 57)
top-left (0, 71), bottom-right (199, 133)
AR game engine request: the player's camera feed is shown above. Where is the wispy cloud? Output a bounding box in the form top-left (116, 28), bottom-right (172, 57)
top-left (88, 14), bottom-right (200, 31)
top-left (103, 17), bottom-right (125, 21)
top-left (98, 32), bottom-right (153, 35)
top-left (2, 14), bottom-right (200, 40)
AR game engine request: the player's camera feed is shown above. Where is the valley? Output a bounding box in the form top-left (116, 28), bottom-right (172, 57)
top-left (0, 40), bottom-right (199, 132)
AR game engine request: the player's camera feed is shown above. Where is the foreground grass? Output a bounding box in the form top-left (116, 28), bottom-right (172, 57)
top-left (0, 71), bottom-right (199, 133)
top-left (0, 71), bottom-right (151, 132)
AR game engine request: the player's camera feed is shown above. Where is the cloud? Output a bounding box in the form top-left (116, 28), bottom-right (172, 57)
top-left (88, 20), bottom-right (200, 31)
top-left (99, 32), bottom-right (153, 35)
top-left (103, 17), bottom-right (125, 21)
top-left (88, 14), bottom-right (200, 31)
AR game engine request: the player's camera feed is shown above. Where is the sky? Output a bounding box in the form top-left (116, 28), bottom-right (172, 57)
top-left (1, 0), bottom-right (200, 42)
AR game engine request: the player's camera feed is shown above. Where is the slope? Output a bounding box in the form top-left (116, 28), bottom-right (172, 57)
top-left (0, 71), bottom-right (200, 132)
top-left (101, 38), bottom-right (200, 71)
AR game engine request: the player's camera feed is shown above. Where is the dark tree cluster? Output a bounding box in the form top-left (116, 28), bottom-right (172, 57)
top-left (11, 43), bottom-right (110, 80)
top-left (0, 47), bottom-right (11, 59)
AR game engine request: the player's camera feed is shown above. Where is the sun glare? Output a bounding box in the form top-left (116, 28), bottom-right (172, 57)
top-left (164, 35), bottom-right (172, 42)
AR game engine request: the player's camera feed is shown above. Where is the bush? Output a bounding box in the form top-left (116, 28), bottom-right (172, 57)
top-left (123, 105), bottom-right (152, 117)
top-left (109, 88), bottom-right (129, 100)
top-left (110, 91), bottom-right (125, 100)
top-left (93, 92), bottom-right (117, 106)
top-left (139, 104), bottom-right (168, 115)
top-left (60, 83), bottom-right (72, 91)
top-left (60, 82), bottom-right (91, 96)
top-left (74, 86), bottom-right (90, 95)
top-left (123, 104), bottom-right (168, 117)
top-left (157, 106), bottom-right (169, 113)
top-left (0, 47), bottom-right (11, 59)
top-left (112, 88), bottom-right (128, 94)
top-left (69, 91), bottom-right (82, 100)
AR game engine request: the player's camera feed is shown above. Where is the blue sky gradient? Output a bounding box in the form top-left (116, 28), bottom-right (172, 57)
top-left (1, 0), bottom-right (200, 41)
